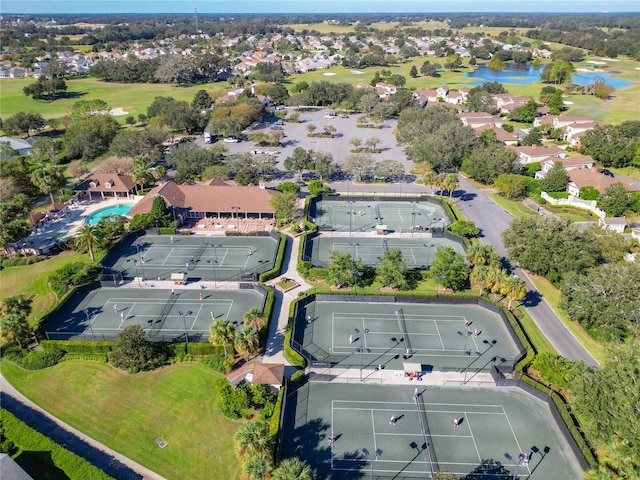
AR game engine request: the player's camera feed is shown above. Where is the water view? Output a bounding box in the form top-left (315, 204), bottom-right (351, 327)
top-left (464, 63), bottom-right (632, 88)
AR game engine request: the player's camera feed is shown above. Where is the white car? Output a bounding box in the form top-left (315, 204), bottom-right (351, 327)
top-left (223, 137), bottom-right (239, 143)
top-left (324, 114), bottom-right (335, 119)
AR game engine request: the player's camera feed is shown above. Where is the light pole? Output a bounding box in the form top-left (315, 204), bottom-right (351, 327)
top-left (457, 330), bottom-right (472, 374)
top-left (362, 447), bottom-right (383, 480)
top-left (178, 310), bottom-right (192, 344)
top-left (346, 200), bottom-right (356, 236)
top-left (135, 244), bottom-right (145, 280)
top-left (129, 259), bottom-right (142, 288)
top-left (463, 350), bottom-right (482, 385)
top-left (84, 308), bottom-right (95, 341)
top-left (410, 201), bottom-right (417, 237)
top-left (354, 327), bottom-right (370, 382)
top-left (424, 244), bottom-right (435, 270)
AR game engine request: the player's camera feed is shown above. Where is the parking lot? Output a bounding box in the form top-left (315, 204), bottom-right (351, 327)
top-left (207, 107), bottom-right (412, 178)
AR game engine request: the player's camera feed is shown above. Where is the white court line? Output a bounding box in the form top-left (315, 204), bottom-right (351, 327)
top-left (371, 410), bottom-right (378, 453)
top-left (332, 312), bottom-right (467, 321)
top-left (408, 247), bottom-right (417, 265)
top-left (433, 320), bottom-right (446, 350)
top-left (465, 414), bottom-right (483, 462)
top-left (191, 304), bottom-right (204, 330)
top-left (162, 248), bottom-right (176, 265)
top-left (334, 400), bottom-right (505, 409)
top-left (502, 406), bottom-right (529, 471)
top-left (218, 249), bottom-right (229, 265)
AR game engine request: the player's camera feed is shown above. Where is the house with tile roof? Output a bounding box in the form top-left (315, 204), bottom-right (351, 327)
top-left (511, 145), bottom-right (566, 165)
top-left (566, 169), bottom-right (636, 196)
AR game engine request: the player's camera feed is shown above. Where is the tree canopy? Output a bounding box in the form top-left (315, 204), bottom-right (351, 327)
top-left (431, 247), bottom-right (470, 292)
top-left (502, 216), bottom-right (599, 284)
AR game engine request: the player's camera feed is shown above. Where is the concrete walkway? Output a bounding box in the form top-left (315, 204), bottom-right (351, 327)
top-left (260, 232), bottom-right (312, 365)
top-left (0, 374), bottom-right (166, 480)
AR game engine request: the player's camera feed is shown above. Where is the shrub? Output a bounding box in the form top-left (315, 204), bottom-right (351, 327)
top-left (214, 377), bottom-right (249, 418)
top-left (531, 352), bottom-right (587, 389)
top-left (1, 409), bottom-right (113, 480)
top-left (48, 262), bottom-right (102, 296)
top-left (2, 256), bottom-right (46, 268)
top-left (41, 340), bottom-right (112, 354)
top-left (200, 353), bottom-right (226, 372)
top-left (19, 347), bottom-right (65, 370)
top-left (289, 369), bottom-right (306, 383)
top-left (275, 181), bottom-right (300, 194)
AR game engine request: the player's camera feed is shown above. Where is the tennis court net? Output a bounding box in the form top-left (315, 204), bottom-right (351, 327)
top-left (396, 309), bottom-right (412, 356)
top-left (414, 393), bottom-right (439, 476)
top-left (191, 240), bottom-right (208, 264)
top-left (150, 292), bottom-right (178, 337)
top-left (375, 204), bottom-right (382, 222)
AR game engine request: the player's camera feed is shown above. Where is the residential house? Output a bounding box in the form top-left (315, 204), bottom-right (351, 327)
top-left (0, 136), bottom-right (39, 155)
top-left (511, 145), bottom-right (566, 165)
top-left (473, 125), bottom-right (519, 145)
top-left (459, 112), bottom-right (503, 129)
top-left (552, 115), bottom-right (594, 129)
top-left (74, 174), bottom-right (137, 200)
top-left (598, 217), bottom-right (627, 234)
top-left (566, 168), bottom-right (624, 196)
top-left (563, 121), bottom-right (597, 146)
top-left (374, 82), bottom-right (396, 99)
top-left (412, 88), bottom-right (439, 107)
top-left (535, 155), bottom-right (595, 179)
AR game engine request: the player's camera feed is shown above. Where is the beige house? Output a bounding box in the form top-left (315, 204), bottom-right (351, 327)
top-left (511, 145), bottom-right (566, 165)
top-left (74, 174), bottom-right (137, 200)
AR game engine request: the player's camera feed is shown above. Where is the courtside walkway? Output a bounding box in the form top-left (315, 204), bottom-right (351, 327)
top-left (0, 374), bottom-right (166, 480)
top-left (261, 232), bottom-right (312, 365)
top-left (307, 367), bottom-right (495, 386)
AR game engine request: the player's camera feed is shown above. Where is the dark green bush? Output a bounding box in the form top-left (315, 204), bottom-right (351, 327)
top-left (59, 353), bottom-right (108, 363)
top-left (199, 353), bottom-right (226, 372)
top-left (531, 352), bottom-right (587, 389)
top-left (0, 409), bottom-right (114, 480)
top-left (214, 377), bottom-right (249, 418)
top-left (48, 262), bottom-right (102, 296)
top-left (289, 369), bottom-right (306, 383)
top-left (2, 256), bottom-right (46, 268)
top-left (187, 343), bottom-right (220, 355)
top-left (41, 340), bottom-right (112, 354)
top-left (158, 227), bottom-right (176, 235)
top-left (20, 347), bottom-right (64, 370)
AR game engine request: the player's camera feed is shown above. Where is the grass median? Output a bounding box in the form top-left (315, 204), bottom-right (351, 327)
top-left (1, 361), bottom-right (240, 480)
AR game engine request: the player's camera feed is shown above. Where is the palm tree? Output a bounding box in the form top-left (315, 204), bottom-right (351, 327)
top-left (243, 307), bottom-right (266, 331)
top-left (469, 265), bottom-right (490, 297)
top-left (235, 421), bottom-right (272, 455)
top-left (242, 452), bottom-right (271, 480)
top-left (434, 174), bottom-right (445, 197)
top-left (443, 173), bottom-right (459, 198)
top-left (30, 166), bottom-right (66, 206)
top-left (234, 326), bottom-right (259, 358)
top-left (272, 457), bottom-right (314, 480)
top-left (209, 318), bottom-right (235, 358)
top-left (422, 171), bottom-right (438, 195)
top-left (74, 224), bottom-right (101, 262)
top-left (466, 243), bottom-right (500, 267)
top-left (504, 275), bottom-right (527, 310)
top-left (1, 313), bottom-right (31, 348)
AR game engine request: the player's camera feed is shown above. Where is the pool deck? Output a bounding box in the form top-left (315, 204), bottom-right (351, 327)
top-left (24, 198), bottom-right (141, 254)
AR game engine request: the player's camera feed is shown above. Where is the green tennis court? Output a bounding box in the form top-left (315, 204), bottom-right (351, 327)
top-left (42, 287), bottom-right (266, 342)
top-left (293, 300), bottom-right (522, 372)
top-left (280, 382), bottom-right (585, 479)
top-left (309, 199), bottom-right (451, 233)
top-left (102, 234), bottom-right (279, 282)
top-left (304, 236), bottom-right (465, 268)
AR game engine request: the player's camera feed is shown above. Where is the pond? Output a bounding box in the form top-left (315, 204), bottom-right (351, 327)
top-left (464, 63), bottom-right (632, 88)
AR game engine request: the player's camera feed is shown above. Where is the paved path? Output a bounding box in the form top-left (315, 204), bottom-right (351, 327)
top-left (0, 374), bottom-right (166, 480)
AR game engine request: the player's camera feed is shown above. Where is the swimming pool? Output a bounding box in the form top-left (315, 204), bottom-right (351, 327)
top-left (85, 204), bottom-right (134, 225)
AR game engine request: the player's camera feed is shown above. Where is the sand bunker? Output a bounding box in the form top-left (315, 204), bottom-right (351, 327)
top-left (351, 70), bottom-right (364, 74)
top-left (587, 61), bottom-right (606, 65)
top-left (109, 107), bottom-right (129, 116)
top-left (323, 72), bottom-right (336, 76)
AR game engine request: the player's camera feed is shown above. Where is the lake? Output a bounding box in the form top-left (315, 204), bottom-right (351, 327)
top-left (464, 64), bottom-right (632, 88)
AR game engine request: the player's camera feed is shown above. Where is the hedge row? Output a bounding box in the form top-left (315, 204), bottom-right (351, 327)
top-left (0, 409), bottom-right (114, 480)
top-left (284, 300), bottom-right (306, 368)
top-left (41, 340), bottom-right (112, 354)
top-left (259, 232), bottom-right (286, 282)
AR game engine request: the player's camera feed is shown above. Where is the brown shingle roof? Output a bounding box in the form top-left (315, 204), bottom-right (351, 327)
top-left (74, 174), bottom-right (136, 193)
top-left (568, 170), bottom-right (623, 194)
top-left (252, 363), bottom-right (284, 386)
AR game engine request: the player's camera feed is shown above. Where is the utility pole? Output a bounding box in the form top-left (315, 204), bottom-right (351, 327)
top-left (194, 7), bottom-right (198, 34)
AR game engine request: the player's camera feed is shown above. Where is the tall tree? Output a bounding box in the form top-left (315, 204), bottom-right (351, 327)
top-left (109, 325), bottom-right (160, 373)
top-left (235, 421), bottom-right (272, 455)
top-left (326, 250), bottom-right (363, 288)
top-left (539, 162), bottom-right (569, 193)
top-left (73, 224), bottom-right (102, 262)
top-left (431, 247), bottom-right (470, 292)
top-left (597, 182), bottom-right (634, 217)
top-left (234, 327), bottom-right (259, 358)
top-left (209, 318), bottom-right (235, 358)
top-left (270, 192), bottom-right (297, 225)
top-left (375, 248), bottom-right (408, 290)
top-left (2, 112), bottom-right (46, 138)
top-left (283, 147), bottom-right (313, 177)
top-left (30, 166), bottom-right (66, 205)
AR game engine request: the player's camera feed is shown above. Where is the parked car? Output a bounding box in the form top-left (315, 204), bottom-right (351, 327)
top-left (340, 114), bottom-right (349, 118)
top-left (270, 125), bottom-right (283, 130)
top-left (223, 137), bottom-right (239, 143)
top-left (251, 149), bottom-right (264, 155)
top-left (601, 169), bottom-right (615, 177)
top-left (324, 113), bottom-right (336, 119)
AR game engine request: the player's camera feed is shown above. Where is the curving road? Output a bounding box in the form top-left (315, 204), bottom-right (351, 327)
top-left (326, 176), bottom-right (599, 367)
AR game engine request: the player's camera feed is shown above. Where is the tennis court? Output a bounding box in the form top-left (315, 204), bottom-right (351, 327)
top-left (304, 236), bottom-right (465, 269)
top-left (102, 234), bottom-right (279, 282)
top-left (280, 382), bottom-right (585, 479)
top-left (42, 287), bottom-right (266, 342)
top-left (309, 199), bottom-right (450, 233)
top-left (294, 300), bottom-right (522, 373)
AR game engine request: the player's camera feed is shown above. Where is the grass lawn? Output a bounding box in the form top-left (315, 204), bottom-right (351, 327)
top-left (0, 78), bottom-right (227, 120)
top-left (0, 361), bottom-right (241, 480)
top-left (0, 251), bottom-right (89, 324)
top-left (525, 273), bottom-right (606, 364)
top-left (513, 306), bottom-right (557, 355)
top-left (487, 193), bottom-right (537, 218)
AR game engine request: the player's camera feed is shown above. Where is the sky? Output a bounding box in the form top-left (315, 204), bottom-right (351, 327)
top-left (1, 0), bottom-right (639, 14)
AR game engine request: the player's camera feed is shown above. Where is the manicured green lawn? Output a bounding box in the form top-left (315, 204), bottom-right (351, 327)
top-left (0, 251), bottom-right (89, 323)
top-left (0, 361), bottom-right (241, 480)
top-left (526, 273), bottom-right (606, 364)
top-left (487, 193), bottom-right (537, 218)
top-left (0, 78), bottom-right (227, 120)
top-left (513, 306), bottom-right (557, 355)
